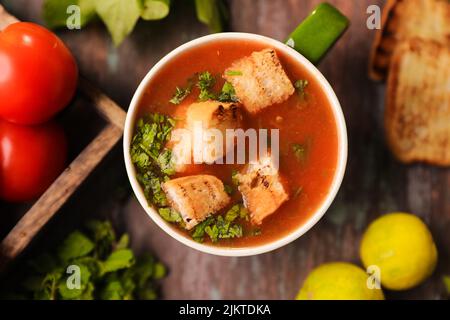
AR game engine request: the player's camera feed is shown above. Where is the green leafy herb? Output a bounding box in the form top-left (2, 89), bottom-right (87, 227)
top-left (131, 113), bottom-right (176, 207)
top-left (57, 231), bottom-right (95, 262)
top-left (103, 249), bottom-right (135, 273)
top-left (158, 208), bottom-right (182, 223)
top-left (0, 221), bottom-right (166, 300)
top-left (140, 0), bottom-right (171, 20)
top-left (218, 81), bottom-right (239, 103)
top-left (191, 204), bottom-right (248, 243)
top-left (197, 71), bottom-right (217, 101)
top-left (294, 79), bottom-right (309, 99)
top-left (224, 184), bottom-right (234, 195)
top-left (95, 0), bottom-right (142, 46)
top-left (191, 217), bottom-right (214, 243)
top-left (43, 0), bottom-right (96, 29)
top-left (231, 169), bottom-right (240, 186)
top-left (43, 0), bottom-right (229, 46)
top-left (292, 139), bottom-right (311, 164)
top-left (195, 0), bottom-right (227, 33)
top-left (225, 70), bottom-right (243, 76)
top-left (170, 79), bottom-right (194, 105)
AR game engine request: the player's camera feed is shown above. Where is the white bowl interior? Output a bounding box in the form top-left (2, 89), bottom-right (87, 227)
top-left (123, 33), bottom-right (348, 257)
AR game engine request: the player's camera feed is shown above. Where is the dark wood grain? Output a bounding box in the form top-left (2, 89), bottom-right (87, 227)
top-left (0, 0), bottom-right (448, 299)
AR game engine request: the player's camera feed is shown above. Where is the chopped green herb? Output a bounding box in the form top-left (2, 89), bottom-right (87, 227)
top-left (218, 81), bottom-right (239, 103)
top-left (158, 208), bottom-right (182, 223)
top-left (130, 113), bottom-right (176, 207)
top-left (225, 70), bottom-right (243, 76)
top-left (294, 79), bottom-right (309, 99)
top-left (197, 71), bottom-right (217, 101)
top-left (292, 140), bottom-right (311, 164)
top-left (191, 217), bottom-right (214, 243)
top-left (191, 204), bottom-right (247, 243)
top-left (170, 80), bottom-right (193, 105)
top-left (224, 184), bottom-right (234, 195)
top-left (231, 169), bottom-right (240, 186)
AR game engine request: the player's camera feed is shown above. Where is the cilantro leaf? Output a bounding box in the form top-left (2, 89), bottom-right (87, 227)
top-left (43, 0), bottom-right (96, 29)
top-left (218, 81), bottom-right (239, 103)
top-left (103, 249), bottom-right (135, 273)
top-left (95, 0), bottom-right (142, 46)
top-left (57, 231), bottom-right (95, 262)
top-left (294, 79), bottom-right (309, 99)
top-left (197, 71), bottom-right (217, 101)
top-left (140, 0), bottom-right (171, 21)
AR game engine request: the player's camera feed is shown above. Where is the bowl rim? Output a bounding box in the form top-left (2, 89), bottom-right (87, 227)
top-left (123, 32), bottom-right (348, 257)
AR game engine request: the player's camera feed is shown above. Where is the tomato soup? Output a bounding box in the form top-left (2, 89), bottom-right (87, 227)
top-left (134, 39), bottom-right (339, 248)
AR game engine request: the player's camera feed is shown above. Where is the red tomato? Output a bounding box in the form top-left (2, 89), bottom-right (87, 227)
top-left (0, 119), bottom-right (68, 202)
top-left (0, 22), bottom-right (78, 125)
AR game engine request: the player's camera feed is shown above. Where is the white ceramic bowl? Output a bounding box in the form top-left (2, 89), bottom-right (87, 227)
top-left (124, 33), bottom-right (347, 257)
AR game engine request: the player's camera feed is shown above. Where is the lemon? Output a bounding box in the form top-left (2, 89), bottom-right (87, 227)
top-left (360, 212), bottom-right (437, 291)
top-left (296, 262), bottom-right (385, 300)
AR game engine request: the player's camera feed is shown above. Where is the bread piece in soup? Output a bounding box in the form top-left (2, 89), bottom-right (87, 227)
top-left (224, 48), bottom-right (295, 113)
top-left (162, 175), bottom-right (231, 230)
top-left (236, 155), bottom-right (289, 224)
top-left (169, 101), bottom-right (243, 171)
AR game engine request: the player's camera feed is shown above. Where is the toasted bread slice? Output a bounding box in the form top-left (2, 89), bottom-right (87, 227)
top-left (369, 0), bottom-right (450, 81)
top-left (236, 155), bottom-right (289, 224)
top-left (162, 175), bottom-right (230, 230)
top-left (385, 39), bottom-right (450, 165)
top-left (224, 49), bottom-right (295, 113)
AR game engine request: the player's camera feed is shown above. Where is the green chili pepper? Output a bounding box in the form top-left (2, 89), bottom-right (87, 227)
top-left (286, 3), bottom-right (349, 64)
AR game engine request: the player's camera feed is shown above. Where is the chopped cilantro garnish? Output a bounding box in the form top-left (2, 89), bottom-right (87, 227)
top-left (218, 81), bottom-right (239, 103)
top-left (294, 79), bottom-right (309, 99)
top-left (231, 169), bottom-right (240, 186)
top-left (292, 139), bottom-right (311, 164)
top-left (224, 184), bottom-right (234, 195)
top-left (170, 79), bottom-right (194, 105)
top-left (225, 70), bottom-right (243, 76)
top-left (191, 204), bottom-right (248, 243)
top-left (158, 208), bottom-right (182, 223)
top-left (197, 71), bottom-right (216, 101)
top-left (130, 113), bottom-right (176, 207)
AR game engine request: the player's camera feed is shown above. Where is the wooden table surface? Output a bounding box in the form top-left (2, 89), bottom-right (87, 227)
top-left (1, 0), bottom-right (449, 300)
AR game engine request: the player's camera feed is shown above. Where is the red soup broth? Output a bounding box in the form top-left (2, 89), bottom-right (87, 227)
top-left (136, 39), bottom-right (339, 248)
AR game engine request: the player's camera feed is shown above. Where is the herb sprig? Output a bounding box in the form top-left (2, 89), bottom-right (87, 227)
top-left (0, 221), bottom-right (166, 300)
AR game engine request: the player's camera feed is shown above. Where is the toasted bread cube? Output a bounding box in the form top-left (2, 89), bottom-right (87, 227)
top-left (162, 175), bottom-right (231, 230)
top-left (224, 49), bottom-right (295, 113)
top-left (236, 156), bottom-right (289, 224)
top-left (169, 101), bottom-right (243, 171)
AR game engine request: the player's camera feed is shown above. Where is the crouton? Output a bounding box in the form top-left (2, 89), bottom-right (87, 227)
top-left (236, 155), bottom-right (289, 224)
top-left (169, 101), bottom-right (243, 171)
top-left (224, 49), bottom-right (295, 113)
top-left (162, 175), bottom-right (231, 230)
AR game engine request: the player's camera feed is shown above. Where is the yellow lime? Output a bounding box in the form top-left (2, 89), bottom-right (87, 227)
top-left (360, 212), bottom-right (437, 291)
top-left (296, 262), bottom-right (385, 300)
